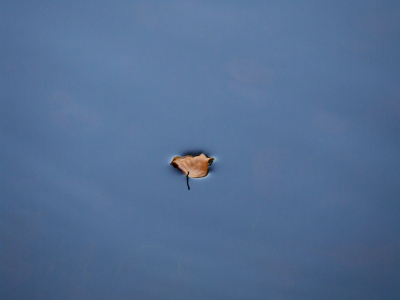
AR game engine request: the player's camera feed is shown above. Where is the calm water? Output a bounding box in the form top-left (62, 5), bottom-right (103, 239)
top-left (2, 1), bottom-right (400, 299)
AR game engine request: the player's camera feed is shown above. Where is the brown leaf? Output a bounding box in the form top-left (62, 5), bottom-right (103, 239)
top-left (171, 153), bottom-right (214, 178)
top-left (171, 153), bottom-right (214, 190)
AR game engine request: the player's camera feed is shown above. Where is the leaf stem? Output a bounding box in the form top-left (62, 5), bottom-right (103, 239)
top-left (186, 172), bottom-right (190, 190)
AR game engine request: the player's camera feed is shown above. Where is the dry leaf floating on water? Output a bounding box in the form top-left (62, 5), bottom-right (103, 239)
top-left (170, 153), bottom-right (215, 190)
